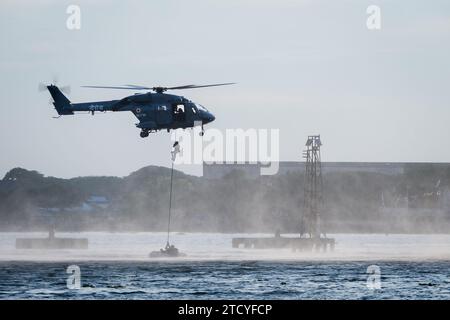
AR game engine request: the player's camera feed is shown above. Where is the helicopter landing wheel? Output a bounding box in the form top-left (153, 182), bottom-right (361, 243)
top-left (140, 130), bottom-right (149, 138)
top-left (199, 131), bottom-right (204, 137)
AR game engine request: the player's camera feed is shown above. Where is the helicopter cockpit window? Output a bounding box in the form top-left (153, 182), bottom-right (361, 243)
top-left (196, 103), bottom-right (208, 112)
top-left (173, 104), bottom-right (185, 121)
top-left (158, 105), bottom-right (167, 111)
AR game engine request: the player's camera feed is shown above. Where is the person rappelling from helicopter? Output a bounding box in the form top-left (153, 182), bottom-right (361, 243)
top-left (171, 141), bottom-right (180, 161)
top-left (149, 139), bottom-right (185, 258)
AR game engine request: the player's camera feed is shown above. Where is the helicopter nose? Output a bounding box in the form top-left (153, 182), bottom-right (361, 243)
top-left (203, 112), bottom-right (215, 124)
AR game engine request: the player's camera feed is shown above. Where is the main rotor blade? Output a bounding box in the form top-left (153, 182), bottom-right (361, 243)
top-left (165, 84), bottom-right (196, 90)
top-left (124, 84), bottom-right (152, 89)
top-left (123, 84), bottom-right (198, 90)
top-left (167, 83), bottom-right (235, 90)
top-left (81, 82), bottom-right (235, 92)
top-left (81, 85), bottom-right (149, 90)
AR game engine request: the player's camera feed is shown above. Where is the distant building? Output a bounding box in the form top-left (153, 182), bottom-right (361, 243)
top-left (203, 162), bottom-right (450, 179)
top-left (38, 195), bottom-right (110, 214)
top-left (86, 196), bottom-right (109, 210)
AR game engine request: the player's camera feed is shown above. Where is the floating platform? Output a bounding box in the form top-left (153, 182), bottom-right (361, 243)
top-left (16, 233), bottom-right (88, 250)
top-left (232, 236), bottom-right (335, 251)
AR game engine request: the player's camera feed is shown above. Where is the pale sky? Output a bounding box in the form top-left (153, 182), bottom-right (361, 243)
top-left (1, 0), bottom-right (449, 178)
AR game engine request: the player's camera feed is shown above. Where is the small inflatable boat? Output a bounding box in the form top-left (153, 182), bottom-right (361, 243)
top-left (149, 243), bottom-right (186, 258)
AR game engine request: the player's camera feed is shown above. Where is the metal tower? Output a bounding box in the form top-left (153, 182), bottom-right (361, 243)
top-left (301, 135), bottom-right (323, 239)
top-left (232, 134), bottom-right (334, 251)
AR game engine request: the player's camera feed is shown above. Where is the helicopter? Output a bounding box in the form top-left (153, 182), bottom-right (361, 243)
top-left (46, 82), bottom-right (234, 137)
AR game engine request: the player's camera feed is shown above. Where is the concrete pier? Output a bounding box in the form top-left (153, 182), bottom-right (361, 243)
top-left (232, 236), bottom-right (335, 252)
top-left (15, 230), bottom-right (88, 249)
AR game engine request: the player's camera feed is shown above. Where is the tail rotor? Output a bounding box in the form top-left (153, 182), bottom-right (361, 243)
top-left (39, 76), bottom-right (72, 104)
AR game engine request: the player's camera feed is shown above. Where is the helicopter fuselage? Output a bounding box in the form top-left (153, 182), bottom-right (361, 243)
top-left (47, 85), bottom-right (215, 138)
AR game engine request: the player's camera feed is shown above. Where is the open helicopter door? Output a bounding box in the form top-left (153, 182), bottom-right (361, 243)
top-left (171, 103), bottom-right (187, 125)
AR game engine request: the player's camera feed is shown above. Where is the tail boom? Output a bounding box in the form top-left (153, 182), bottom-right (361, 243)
top-left (47, 85), bottom-right (118, 115)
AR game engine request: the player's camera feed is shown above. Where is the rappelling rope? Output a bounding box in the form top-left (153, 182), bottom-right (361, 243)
top-left (166, 160), bottom-right (174, 246)
top-left (166, 131), bottom-right (178, 247)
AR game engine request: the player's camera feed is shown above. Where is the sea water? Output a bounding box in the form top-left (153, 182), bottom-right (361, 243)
top-left (0, 233), bottom-right (449, 299)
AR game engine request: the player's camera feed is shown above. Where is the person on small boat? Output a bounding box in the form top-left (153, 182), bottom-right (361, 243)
top-left (160, 242), bottom-right (179, 256)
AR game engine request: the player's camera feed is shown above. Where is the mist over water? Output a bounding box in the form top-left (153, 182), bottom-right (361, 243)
top-left (2, 232), bottom-right (450, 262)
